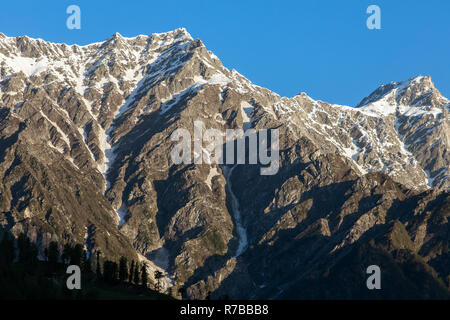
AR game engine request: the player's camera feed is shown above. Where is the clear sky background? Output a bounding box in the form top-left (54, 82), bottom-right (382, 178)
top-left (0, 0), bottom-right (449, 106)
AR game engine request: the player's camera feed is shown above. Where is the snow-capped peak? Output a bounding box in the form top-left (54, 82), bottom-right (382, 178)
top-left (357, 75), bottom-right (437, 108)
top-left (355, 75), bottom-right (447, 118)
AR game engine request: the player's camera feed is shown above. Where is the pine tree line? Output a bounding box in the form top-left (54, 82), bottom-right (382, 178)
top-left (97, 255), bottom-right (151, 289)
top-left (0, 232), bottom-right (169, 299)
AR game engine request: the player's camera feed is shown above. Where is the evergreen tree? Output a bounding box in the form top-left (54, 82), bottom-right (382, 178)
top-left (47, 241), bottom-right (59, 273)
top-left (17, 233), bottom-right (38, 273)
top-left (103, 260), bottom-right (118, 285)
top-left (111, 261), bottom-right (118, 283)
top-left (70, 243), bottom-right (84, 266)
top-left (141, 263), bottom-right (148, 289)
top-left (133, 263), bottom-right (140, 285)
top-left (0, 233), bottom-right (15, 265)
top-left (81, 249), bottom-right (91, 275)
top-left (119, 256), bottom-right (128, 283)
top-left (96, 250), bottom-right (102, 280)
top-left (129, 260), bottom-right (135, 284)
top-left (111, 261), bottom-right (118, 284)
top-left (178, 286), bottom-right (186, 299)
top-left (29, 242), bottom-right (39, 273)
top-left (17, 233), bottom-right (29, 263)
top-left (61, 243), bottom-right (72, 264)
top-left (154, 270), bottom-right (164, 292)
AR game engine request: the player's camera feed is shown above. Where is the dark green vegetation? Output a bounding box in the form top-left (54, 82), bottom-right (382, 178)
top-left (0, 232), bottom-right (173, 300)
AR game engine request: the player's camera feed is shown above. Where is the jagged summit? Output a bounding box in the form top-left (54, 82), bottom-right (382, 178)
top-left (354, 75), bottom-right (448, 119)
top-left (0, 30), bottom-right (448, 191)
top-left (0, 27), bottom-right (194, 51)
top-left (107, 27), bottom-right (193, 42)
top-left (357, 75), bottom-right (439, 108)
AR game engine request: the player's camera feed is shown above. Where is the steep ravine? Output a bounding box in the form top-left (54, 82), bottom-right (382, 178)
top-left (223, 165), bottom-right (248, 257)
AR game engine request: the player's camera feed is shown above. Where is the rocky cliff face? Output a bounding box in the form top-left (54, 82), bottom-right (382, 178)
top-left (0, 29), bottom-right (448, 299)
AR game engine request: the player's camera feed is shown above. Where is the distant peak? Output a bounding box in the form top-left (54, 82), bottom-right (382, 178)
top-left (151, 27), bottom-right (193, 41)
top-left (409, 75), bottom-right (435, 89)
top-left (357, 75), bottom-right (436, 108)
top-left (171, 27), bottom-right (190, 36)
top-left (173, 27), bottom-right (189, 34)
top-left (398, 75), bottom-right (434, 89)
top-left (101, 28), bottom-right (193, 46)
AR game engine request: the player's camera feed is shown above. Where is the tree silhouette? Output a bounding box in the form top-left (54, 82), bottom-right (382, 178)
top-left (0, 233), bottom-right (15, 265)
top-left (96, 250), bottom-right (102, 280)
top-left (141, 263), bottom-right (148, 289)
top-left (70, 243), bottom-right (84, 266)
top-left (178, 286), bottom-right (186, 299)
top-left (129, 260), bottom-right (135, 284)
top-left (61, 243), bottom-right (72, 264)
top-left (47, 241), bottom-right (59, 272)
top-left (119, 256), bottom-right (128, 283)
top-left (17, 233), bottom-right (38, 273)
top-left (81, 249), bottom-right (91, 275)
top-left (154, 270), bottom-right (164, 292)
top-left (103, 260), bottom-right (118, 285)
top-left (133, 263), bottom-right (140, 285)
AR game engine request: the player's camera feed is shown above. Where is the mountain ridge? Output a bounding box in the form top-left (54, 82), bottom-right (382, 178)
top-left (0, 29), bottom-right (449, 299)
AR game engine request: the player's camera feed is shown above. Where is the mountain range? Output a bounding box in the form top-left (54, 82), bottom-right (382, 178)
top-left (0, 28), bottom-right (449, 299)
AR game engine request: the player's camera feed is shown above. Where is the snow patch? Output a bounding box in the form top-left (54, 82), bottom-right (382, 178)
top-left (241, 101), bottom-right (254, 131)
top-left (223, 166), bottom-right (248, 257)
top-left (207, 72), bottom-right (231, 85)
top-left (205, 167), bottom-right (220, 190)
top-left (116, 202), bottom-right (128, 228)
top-left (40, 110), bottom-right (71, 148)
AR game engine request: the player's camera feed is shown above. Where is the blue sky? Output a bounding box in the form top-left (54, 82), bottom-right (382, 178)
top-left (0, 0), bottom-right (449, 106)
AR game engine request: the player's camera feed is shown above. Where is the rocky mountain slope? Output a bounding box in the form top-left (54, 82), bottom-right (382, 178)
top-left (0, 28), bottom-right (449, 299)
